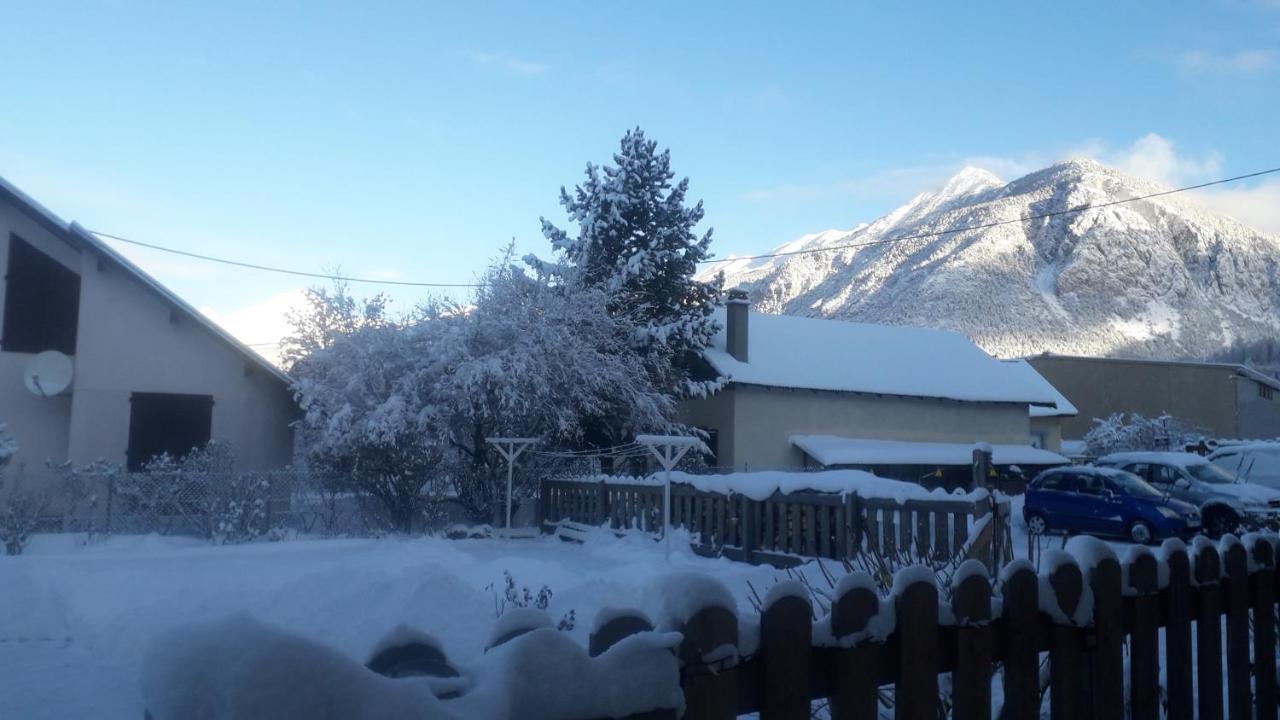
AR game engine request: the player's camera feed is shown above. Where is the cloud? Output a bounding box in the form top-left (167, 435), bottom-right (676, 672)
top-left (468, 51), bottom-right (548, 76)
top-left (1070, 133), bottom-right (1223, 187)
top-left (1177, 49), bottom-right (1278, 74)
top-left (200, 289), bottom-right (308, 366)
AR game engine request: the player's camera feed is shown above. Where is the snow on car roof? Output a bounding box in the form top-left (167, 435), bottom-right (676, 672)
top-left (1096, 451), bottom-right (1210, 467)
top-left (703, 308), bottom-right (1058, 405)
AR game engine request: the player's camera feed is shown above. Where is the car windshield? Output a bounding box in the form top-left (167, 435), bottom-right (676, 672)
top-left (1186, 463), bottom-right (1239, 485)
top-left (1106, 471), bottom-right (1164, 498)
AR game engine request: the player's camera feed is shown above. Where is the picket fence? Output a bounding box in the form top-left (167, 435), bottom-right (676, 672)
top-left (539, 477), bottom-right (1009, 567)
top-left (400, 533), bottom-right (1278, 719)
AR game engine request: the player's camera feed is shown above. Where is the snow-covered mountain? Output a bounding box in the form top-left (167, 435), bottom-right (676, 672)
top-left (708, 160), bottom-right (1280, 359)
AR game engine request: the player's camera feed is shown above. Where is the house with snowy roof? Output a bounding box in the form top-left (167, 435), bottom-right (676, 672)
top-left (0, 176), bottom-right (297, 491)
top-left (679, 294), bottom-right (1070, 486)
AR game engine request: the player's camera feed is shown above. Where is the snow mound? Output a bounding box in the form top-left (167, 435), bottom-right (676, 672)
top-left (142, 613), bottom-right (452, 720)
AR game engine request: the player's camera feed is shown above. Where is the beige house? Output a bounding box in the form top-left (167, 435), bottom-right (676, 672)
top-left (1026, 354), bottom-right (1280, 441)
top-left (0, 176), bottom-right (297, 489)
top-left (1000, 359), bottom-right (1078, 452)
top-left (679, 297), bottom-right (1069, 484)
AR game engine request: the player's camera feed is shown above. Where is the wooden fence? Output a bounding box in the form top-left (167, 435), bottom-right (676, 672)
top-left (540, 478), bottom-right (1008, 567)
top-left (595, 535), bottom-right (1277, 719)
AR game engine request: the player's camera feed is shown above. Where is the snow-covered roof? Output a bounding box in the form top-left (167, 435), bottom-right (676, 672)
top-left (791, 435), bottom-right (1070, 467)
top-left (1000, 359), bottom-right (1078, 417)
top-left (0, 174), bottom-right (291, 386)
top-left (1095, 451), bottom-right (1209, 468)
top-left (704, 309), bottom-right (1057, 405)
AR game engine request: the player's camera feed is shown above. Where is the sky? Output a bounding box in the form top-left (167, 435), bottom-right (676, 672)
top-left (3, 1), bottom-right (1279, 358)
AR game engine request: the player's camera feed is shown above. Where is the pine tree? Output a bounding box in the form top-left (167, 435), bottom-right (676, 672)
top-left (535, 128), bottom-right (723, 401)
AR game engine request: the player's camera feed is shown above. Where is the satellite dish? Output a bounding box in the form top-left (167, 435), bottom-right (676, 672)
top-left (24, 351), bottom-right (74, 397)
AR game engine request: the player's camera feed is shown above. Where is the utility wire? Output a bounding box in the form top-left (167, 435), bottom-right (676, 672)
top-left (697, 165), bottom-right (1280, 265)
top-left (87, 165), bottom-right (1280, 283)
top-left (89, 230), bottom-right (482, 288)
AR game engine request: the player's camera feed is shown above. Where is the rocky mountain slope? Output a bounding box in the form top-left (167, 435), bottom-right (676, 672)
top-left (707, 160), bottom-right (1280, 359)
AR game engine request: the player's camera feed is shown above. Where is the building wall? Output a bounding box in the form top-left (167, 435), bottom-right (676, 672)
top-left (676, 388), bottom-right (735, 469)
top-left (1027, 356), bottom-right (1242, 439)
top-left (680, 383), bottom-right (1031, 471)
top-left (1236, 376), bottom-right (1280, 440)
top-left (1030, 416), bottom-right (1064, 453)
top-left (0, 202), bottom-right (296, 486)
top-left (0, 204), bottom-right (78, 486)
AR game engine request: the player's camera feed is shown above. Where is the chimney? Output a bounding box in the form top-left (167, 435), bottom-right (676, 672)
top-left (726, 289), bottom-right (749, 363)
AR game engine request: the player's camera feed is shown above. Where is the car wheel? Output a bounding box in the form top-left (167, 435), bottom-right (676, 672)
top-left (1128, 520), bottom-right (1154, 545)
top-left (1204, 509), bottom-right (1238, 539)
top-left (1026, 513), bottom-right (1048, 535)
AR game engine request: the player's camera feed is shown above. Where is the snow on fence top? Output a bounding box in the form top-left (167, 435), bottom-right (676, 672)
top-left (702, 308), bottom-right (1059, 405)
top-left (790, 434), bottom-right (1070, 467)
top-left (563, 468), bottom-right (989, 503)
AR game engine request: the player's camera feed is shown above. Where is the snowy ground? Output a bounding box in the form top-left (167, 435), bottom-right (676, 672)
top-left (0, 499), bottom-right (1148, 719)
top-left (0, 529), bottom-right (792, 719)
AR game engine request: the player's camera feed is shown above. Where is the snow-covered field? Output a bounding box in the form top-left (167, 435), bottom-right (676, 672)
top-left (0, 529), bottom-right (792, 719)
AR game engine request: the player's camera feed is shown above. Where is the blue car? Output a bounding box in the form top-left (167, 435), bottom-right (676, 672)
top-left (1023, 466), bottom-right (1201, 544)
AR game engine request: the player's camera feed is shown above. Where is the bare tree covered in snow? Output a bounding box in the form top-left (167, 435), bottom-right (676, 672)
top-left (288, 250), bottom-right (680, 525)
top-left (1084, 412), bottom-right (1206, 457)
top-left (532, 128), bottom-right (724, 441)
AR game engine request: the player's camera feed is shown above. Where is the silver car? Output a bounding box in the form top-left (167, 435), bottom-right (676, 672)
top-left (1096, 451), bottom-right (1280, 537)
top-left (1207, 442), bottom-right (1280, 491)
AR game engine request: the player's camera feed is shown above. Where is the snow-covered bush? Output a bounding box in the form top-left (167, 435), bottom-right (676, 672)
top-left (1084, 412), bottom-right (1205, 457)
top-left (0, 423), bottom-right (16, 469)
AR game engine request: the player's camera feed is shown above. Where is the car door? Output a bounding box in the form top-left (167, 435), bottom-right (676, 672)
top-left (1030, 471), bottom-right (1083, 530)
top-left (1077, 473), bottom-right (1125, 536)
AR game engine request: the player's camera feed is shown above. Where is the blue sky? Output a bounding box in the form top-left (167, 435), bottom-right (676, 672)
top-left (3, 1), bottom-right (1279, 352)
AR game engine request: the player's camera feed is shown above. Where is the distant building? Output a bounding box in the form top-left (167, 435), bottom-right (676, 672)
top-left (0, 176), bottom-right (297, 488)
top-left (1026, 354), bottom-right (1280, 441)
top-left (678, 296), bottom-right (1069, 486)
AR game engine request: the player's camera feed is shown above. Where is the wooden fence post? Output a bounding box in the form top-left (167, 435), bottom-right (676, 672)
top-left (760, 589), bottom-right (811, 720)
top-left (1194, 541), bottom-right (1224, 720)
top-left (895, 576), bottom-right (938, 720)
top-left (1162, 541), bottom-right (1193, 720)
top-left (952, 562), bottom-right (992, 720)
top-left (1047, 556), bottom-right (1086, 720)
top-left (1223, 540), bottom-right (1251, 720)
top-left (1127, 550), bottom-right (1160, 720)
top-left (829, 575), bottom-right (881, 720)
top-left (740, 496), bottom-right (756, 561)
top-left (1001, 562), bottom-right (1041, 720)
top-left (597, 481), bottom-right (609, 527)
top-left (1083, 545), bottom-right (1123, 720)
top-left (1249, 538), bottom-right (1277, 720)
top-left (679, 605), bottom-right (738, 720)
top-left (589, 608), bottom-right (654, 657)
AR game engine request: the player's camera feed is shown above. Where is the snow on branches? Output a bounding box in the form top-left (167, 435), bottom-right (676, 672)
top-left (1083, 412), bottom-right (1206, 457)
top-left (532, 128), bottom-right (724, 401)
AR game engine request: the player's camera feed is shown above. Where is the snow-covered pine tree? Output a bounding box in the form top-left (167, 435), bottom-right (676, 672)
top-left (534, 128), bottom-right (723, 404)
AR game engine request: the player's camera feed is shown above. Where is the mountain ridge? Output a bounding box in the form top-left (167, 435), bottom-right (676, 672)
top-left (709, 160), bottom-right (1280, 360)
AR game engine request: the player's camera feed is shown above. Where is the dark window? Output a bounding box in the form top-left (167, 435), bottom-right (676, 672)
top-left (2, 234), bottom-right (81, 354)
top-left (1261, 385), bottom-right (1275, 401)
top-left (1078, 474), bottom-right (1109, 495)
top-left (126, 393), bottom-right (214, 471)
top-left (1150, 464), bottom-right (1178, 485)
top-left (1123, 463), bottom-right (1151, 482)
top-left (1036, 472), bottom-right (1074, 491)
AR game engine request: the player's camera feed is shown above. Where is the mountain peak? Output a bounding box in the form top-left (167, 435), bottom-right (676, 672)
top-left (725, 158), bottom-right (1280, 362)
top-left (937, 166), bottom-right (1004, 199)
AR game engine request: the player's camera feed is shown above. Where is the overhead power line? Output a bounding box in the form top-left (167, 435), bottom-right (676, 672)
top-left (87, 165), bottom-right (1280, 284)
top-left (697, 165), bottom-right (1280, 265)
top-left (89, 230), bottom-right (482, 288)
